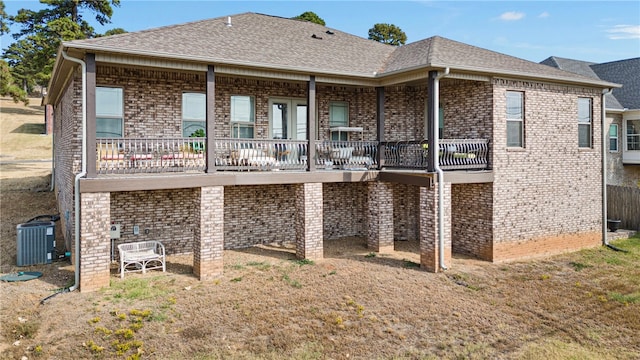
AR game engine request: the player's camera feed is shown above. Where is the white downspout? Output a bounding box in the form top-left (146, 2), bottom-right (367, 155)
top-left (434, 67), bottom-right (450, 271)
top-left (61, 50), bottom-right (87, 292)
top-left (50, 120), bottom-right (55, 191)
top-left (602, 88), bottom-right (612, 246)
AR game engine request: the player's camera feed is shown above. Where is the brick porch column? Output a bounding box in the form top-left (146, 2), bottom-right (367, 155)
top-left (367, 181), bottom-right (394, 253)
top-left (295, 183), bottom-right (323, 260)
top-left (79, 192), bottom-right (111, 292)
top-left (193, 186), bottom-right (224, 280)
top-left (419, 182), bottom-right (452, 272)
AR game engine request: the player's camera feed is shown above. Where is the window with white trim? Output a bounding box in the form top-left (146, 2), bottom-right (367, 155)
top-left (329, 102), bottom-right (348, 141)
top-left (609, 124), bottom-right (618, 152)
top-left (506, 91), bottom-right (524, 147)
top-left (231, 95), bottom-right (254, 138)
top-left (627, 119), bottom-right (640, 151)
top-left (578, 98), bottom-right (592, 148)
top-left (182, 92), bottom-right (206, 137)
top-left (96, 87), bottom-right (123, 138)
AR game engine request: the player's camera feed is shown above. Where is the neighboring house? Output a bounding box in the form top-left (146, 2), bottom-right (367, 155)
top-left (541, 56), bottom-right (640, 188)
top-left (44, 13), bottom-right (618, 292)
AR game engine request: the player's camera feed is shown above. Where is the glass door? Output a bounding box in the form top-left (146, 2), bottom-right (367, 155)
top-left (270, 98), bottom-right (307, 140)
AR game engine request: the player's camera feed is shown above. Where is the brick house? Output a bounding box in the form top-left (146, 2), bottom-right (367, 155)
top-left (541, 56), bottom-right (640, 187)
top-left (44, 13), bottom-right (618, 292)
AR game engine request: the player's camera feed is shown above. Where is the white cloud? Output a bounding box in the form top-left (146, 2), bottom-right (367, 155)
top-left (606, 25), bottom-right (640, 40)
top-left (538, 12), bottom-right (550, 19)
top-left (499, 11), bottom-right (525, 21)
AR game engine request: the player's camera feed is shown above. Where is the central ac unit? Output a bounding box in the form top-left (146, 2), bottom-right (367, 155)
top-left (16, 221), bottom-right (55, 266)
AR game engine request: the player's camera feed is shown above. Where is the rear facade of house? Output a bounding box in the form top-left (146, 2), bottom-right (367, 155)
top-left (45, 13), bottom-right (613, 291)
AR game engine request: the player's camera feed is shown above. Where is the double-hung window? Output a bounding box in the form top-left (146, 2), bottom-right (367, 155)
top-left (506, 91), bottom-right (524, 147)
top-left (231, 95), bottom-right (254, 138)
top-left (96, 87), bottom-right (123, 138)
top-left (578, 98), bottom-right (592, 148)
top-left (609, 124), bottom-right (619, 152)
top-left (182, 93), bottom-right (206, 137)
top-left (329, 102), bottom-right (349, 141)
top-left (627, 119), bottom-right (640, 151)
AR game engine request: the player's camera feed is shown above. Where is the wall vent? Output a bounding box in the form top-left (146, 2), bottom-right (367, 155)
top-left (16, 221), bottom-right (55, 266)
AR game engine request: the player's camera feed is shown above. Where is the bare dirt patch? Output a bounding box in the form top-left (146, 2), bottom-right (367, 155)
top-left (1, 98), bottom-right (638, 359)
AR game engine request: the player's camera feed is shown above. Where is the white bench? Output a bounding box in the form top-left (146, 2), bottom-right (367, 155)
top-left (117, 241), bottom-right (166, 278)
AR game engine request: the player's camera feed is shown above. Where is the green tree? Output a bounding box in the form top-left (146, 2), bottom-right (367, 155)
top-left (292, 11), bottom-right (325, 26)
top-left (5, 0), bottom-right (121, 90)
top-left (368, 23), bottom-right (407, 46)
top-left (98, 27), bottom-right (127, 37)
top-left (0, 1), bottom-right (9, 35)
top-left (0, 60), bottom-right (29, 105)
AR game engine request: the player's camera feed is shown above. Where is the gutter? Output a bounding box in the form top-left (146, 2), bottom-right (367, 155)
top-left (434, 67), bottom-right (450, 271)
top-left (61, 50), bottom-right (87, 292)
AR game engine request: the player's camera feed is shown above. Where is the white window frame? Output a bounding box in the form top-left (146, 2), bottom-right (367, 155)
top-left (329, 101), bottom-right (349, 141)
top-left (182, 92), bottom-right (206, 138)
top-left (626, 119), bottom-right (640, 151)
top-left (506, 91), bottom-right (524, 148)
top-left (578, 97), bottom-right (592, 148)
top-left (230, 95), bottom-right (255, 139)
top-left (609, 124), bottom-right (619, 152)
top-left (96, 86), bottom-right (124, 138)
top-left (268, 97), bottom-right (307, 140)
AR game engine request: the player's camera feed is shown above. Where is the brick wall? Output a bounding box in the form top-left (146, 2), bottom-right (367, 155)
top-left (419, 183), bottom-right (452, 272)
top-left (224, 184), bottom-right (297, 248)
top-left (441, 79), bottom-right (493, 140)
top-left (79, 192), bottom-right (111, 292)
top-left (96, 66), bottom-right (206, 138)
top-left (53, 68), bottom-right (83, 254)
top-left (451, 183), bottom-right (493, 260)
top-left (322, 183), bottom-right (368, 239)
top-left (193, 186), bottom-right (224, 280)
top-left (367, 182), bottom-right (394, 252)
top-left (316, 86), bottom-right (378, 140)
top-left (110, 189), bottom-right (197, 257)
top-left (295, 183), bottom-right (324, 260)
top-left (392, 183), bottom-right (420, 241)
top-left (491, 79), bottom-right (603, 258)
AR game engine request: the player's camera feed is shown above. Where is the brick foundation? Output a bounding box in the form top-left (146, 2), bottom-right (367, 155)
top-left (193, 186), bottom-right (224, 280)
top-left (492, 231), bottom-right (602, 262)
top-left (367, 182), bottom-right (394, 253)
top-left (419, 183), bottom-right (452, 272)
top-left (295, 183), bottom-right (324, 260)
top-left (79, 192), bottom-right (111, 292)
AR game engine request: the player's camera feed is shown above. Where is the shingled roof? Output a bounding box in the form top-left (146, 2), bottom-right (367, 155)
top-left (65, 12), bottom-right (393, 77)
top-left (60, 12), bottom-right (616, 88)
top-left (541, 56), bottom-right (639, 110)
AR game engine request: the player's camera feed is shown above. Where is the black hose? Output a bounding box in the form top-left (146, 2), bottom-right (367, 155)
top-left (606, 243), bottom-right (629, 253)
top-left (40, 287), bottom-right (70, 305)
top-left (26, 214), bottom-right (60, 223)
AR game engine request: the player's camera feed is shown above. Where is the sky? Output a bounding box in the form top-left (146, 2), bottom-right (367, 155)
top-left (2, 0), bottom-right (639, 64)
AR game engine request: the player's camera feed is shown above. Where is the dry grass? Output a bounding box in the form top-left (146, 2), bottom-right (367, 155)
top-left (0, 97), bottom-right (51, 161)
top-left (1, 98), bottom-right (638, 359)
